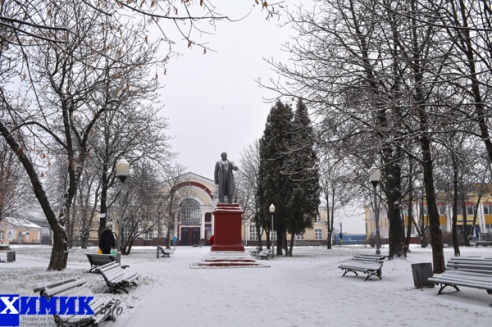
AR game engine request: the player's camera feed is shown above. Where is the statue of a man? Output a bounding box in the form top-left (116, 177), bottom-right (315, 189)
top-left (214, 152), bottom-right (239, 203)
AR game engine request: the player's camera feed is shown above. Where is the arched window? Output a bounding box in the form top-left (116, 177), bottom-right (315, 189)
top-left (181, 199), bottom-right (201, 224)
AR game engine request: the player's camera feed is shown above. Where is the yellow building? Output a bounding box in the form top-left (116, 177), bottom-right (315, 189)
top-left (0, 217), bottom-right (42, 245)
top-left (242, 206), bottom-right (332, 246)
top-left (365, 190), bottom-right (492, 243)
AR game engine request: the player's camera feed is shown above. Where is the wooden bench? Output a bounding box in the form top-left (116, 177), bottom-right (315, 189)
top-left (249, 247), bottom-right (261, 255)
top-left (338, 254), bottom-right (385, 281)
top-left (97, 261), bottom-right (140, 294)
top-left (251, 249), bottom-right (272, 260)
top-left (157, 245), bottom-right (170, 257)
top-left (427, 257), bottom-right (492, 300)
top-left (249, 247), bottom-right (261, 256)
top-left (33, 277), bottom-right (115, 327)
top-left (475, 241), bottom-right (492, 247)
top-left (0, 241), bottom-right (10, 250)
top-left (86, 254), bottom-right (116, 273)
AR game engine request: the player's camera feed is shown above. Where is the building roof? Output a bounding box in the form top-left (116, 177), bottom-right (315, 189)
top-left (2, 217), bottom-right (42, 229)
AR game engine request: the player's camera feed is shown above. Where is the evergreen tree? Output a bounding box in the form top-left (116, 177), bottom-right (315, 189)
top-left (257, 100), bottom-right (294, 255)
top-left (285, 99), bottom-right (321, 256)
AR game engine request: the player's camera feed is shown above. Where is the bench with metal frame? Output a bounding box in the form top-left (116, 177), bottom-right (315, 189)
top-left (0, 241), bottom-right (10, 250)
top-left (86, 254), bottom-right (116, 273)
top-left (255, 249), bottom-right (272, 260)
top-left (427, 257), bottom-right (492, 303)
top-left (33, 277), bottom-right (115, 327)
top-left (250, 247), bottom-right (272, 260)
top-left (475, 241), bottom-right (492, 247)
top-left (338, 254), bottom-right (385, 281)
top-left (97, 261), bottom-right (139, 294)
top-left (157, 245), bottom-right (170, 258)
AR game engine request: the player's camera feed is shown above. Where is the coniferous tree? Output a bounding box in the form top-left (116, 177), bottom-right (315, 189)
top-left (257, 100), bottom-right (294, 255)
top-left (285, 99), bottom-right (321, 256)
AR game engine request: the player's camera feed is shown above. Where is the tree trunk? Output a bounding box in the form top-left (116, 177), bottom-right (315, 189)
top-left (98, 167), bottom-right (109, 239)
top-left (326, 194), bottom-right (332, 249)
top-left (256, 223), bottom-right (263, 250)
top-left (452, 158), bottom-right (460, 256)
top-left (409, 0), bottom-right (444, 272)
top-left (0, 121), bottom-right (68, 270)
top-left (461, 193), bottom-right (470, 247)
top-left (405, 170), bottom-right (414, 253)
top-left (471, 200), bottom-right (481, 240)
top-left (283, 231), bottom-right (288, 255)
top-left (273, 229), bottom-right (280, 254)
top-left (165, 221), bottom-right (174, 249)
top-left (288, 233), bottom-right (295, 257)
top-left (384, 154), bottom-right (406, 258)
top-left (418, 196), bottom-right (429, 248)
top-left (421, 136), bottom-right (445, 273)
top-left (81, 235), bottom-right (88, 249)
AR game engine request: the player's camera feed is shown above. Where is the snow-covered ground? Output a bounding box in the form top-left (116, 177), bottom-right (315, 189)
top-left (1, 244), bottom-right (492, 327)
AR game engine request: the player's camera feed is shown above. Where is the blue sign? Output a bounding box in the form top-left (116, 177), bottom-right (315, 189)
top-left (0, 295), bottom-right (19, 327)
top-left (0, 295), bottom-right (94, 327)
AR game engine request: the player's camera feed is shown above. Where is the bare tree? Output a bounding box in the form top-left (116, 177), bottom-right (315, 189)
top-left (318, 154), bottom-right (362, 249)
top-left (237, 140), bottom-right (262, 246)
top-left (159, 163), bottom-right (191, 249)
top-left (0, 141), bottom-right (35, 221)
top-left (0, 1), bottom-right (171, 269)
top-left (117, 163), bottom-right (166, 255)
top-left (432, 0), bottom-right (492, 166)
top-left (0, 0), bottom-right (282, 270)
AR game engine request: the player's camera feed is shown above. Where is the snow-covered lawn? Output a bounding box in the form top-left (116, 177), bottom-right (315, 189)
top-left (1, 244), bottom-right (492, 327)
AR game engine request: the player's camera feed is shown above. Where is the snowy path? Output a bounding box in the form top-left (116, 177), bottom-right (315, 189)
top-left (114, 246), bottom-right (492, 327)
top-left (2, 245), bottom-right (492, 327)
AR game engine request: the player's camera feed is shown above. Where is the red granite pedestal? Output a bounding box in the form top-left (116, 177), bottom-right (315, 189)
top-left (190, 203), bottom-right (269, 269)
top-left (211, 203), bottom-right (244, 252)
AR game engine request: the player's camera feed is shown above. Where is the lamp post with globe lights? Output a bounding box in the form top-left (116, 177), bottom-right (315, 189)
top-left (115, 157), bottom-right (130, 264)
top-left (269, 203), bottom-right (275, 258)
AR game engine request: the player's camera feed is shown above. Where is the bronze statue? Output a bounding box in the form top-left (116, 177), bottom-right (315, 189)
top-left (214, 152), bottom-right (239, 203)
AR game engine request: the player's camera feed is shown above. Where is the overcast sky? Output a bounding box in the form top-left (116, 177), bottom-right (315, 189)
top-left (157, 1), bottom-right (366, 234)
top-left (159, 1), bottom-right (293, 179)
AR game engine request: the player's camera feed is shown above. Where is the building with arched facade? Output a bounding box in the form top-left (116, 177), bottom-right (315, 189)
top-left (173, 174), bottom-right (341, 247)
top-left (115, 171), bottom-right (348, 247)
top-left (172, 173), bottom-right (217, 246)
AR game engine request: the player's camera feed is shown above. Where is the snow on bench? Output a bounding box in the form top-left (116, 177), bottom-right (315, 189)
top-left (33, 277), bottom-right (115, 327)
top-left (428, 257), bottom-right (492, 302)
top-left (86, 254), bottom-right (116, 273)
top-left (338, 254), bottom-right (385, 281)
top-left (250, 248), bottom-right (272, 260)
top-left (475, 241), bottom-right (492, 247)
top-left (157, 245), bottom-right (171, 258)
top-left (255, 250), bottom-right (272, 260)
top-left (97, 261), bottom-right (140, 294)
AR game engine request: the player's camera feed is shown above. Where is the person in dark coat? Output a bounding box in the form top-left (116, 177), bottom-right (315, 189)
top-left (99, 228), bottom-right (116, 255)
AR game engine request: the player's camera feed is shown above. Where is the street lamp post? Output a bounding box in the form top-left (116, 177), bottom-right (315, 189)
top-left (115, 158), bottom-right (130, 264)
top-left (269, 203), bottom-right (275, 259)
top-left (369, 167), bottom-right (381, 255)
